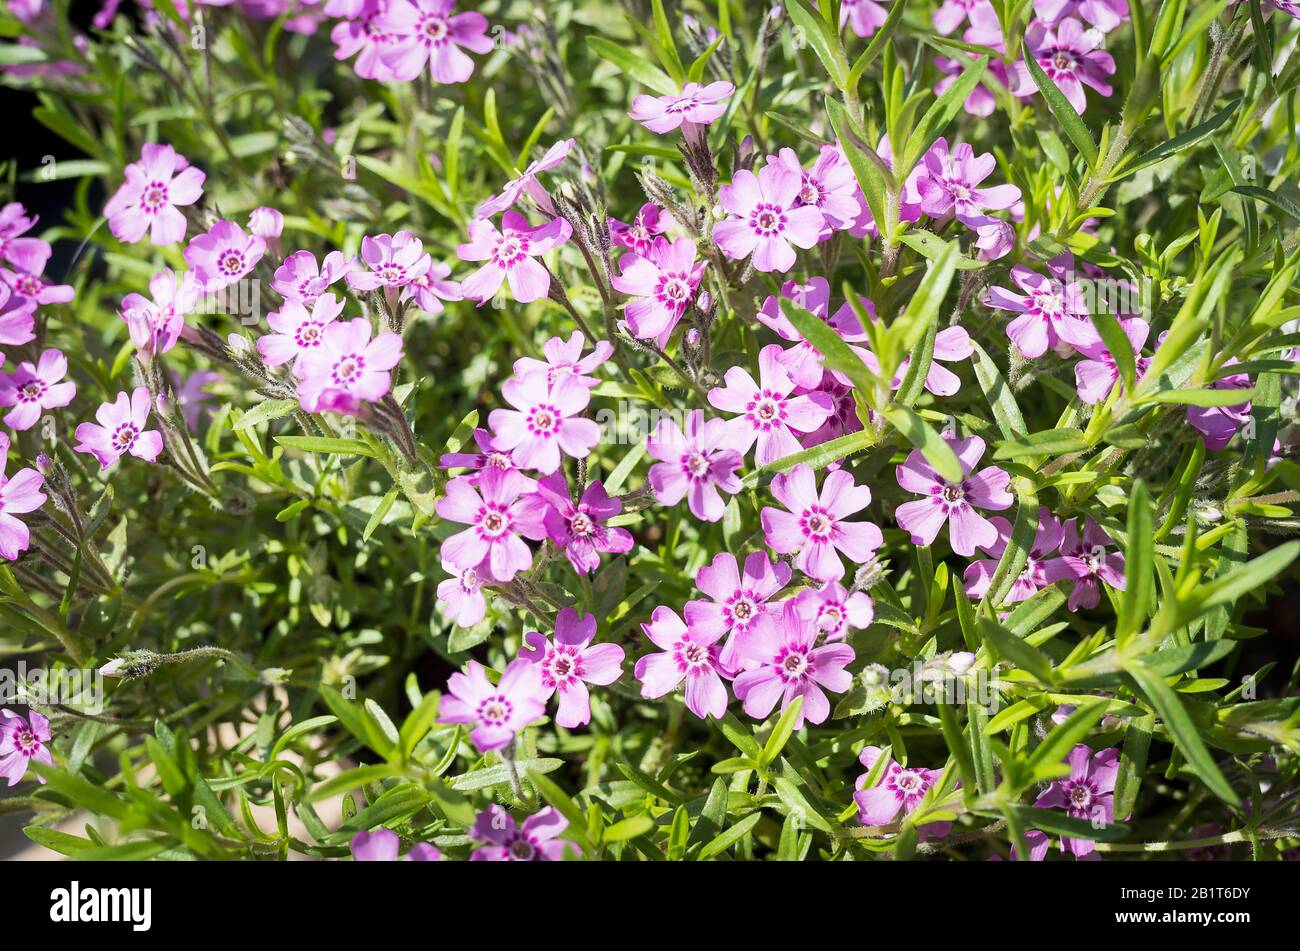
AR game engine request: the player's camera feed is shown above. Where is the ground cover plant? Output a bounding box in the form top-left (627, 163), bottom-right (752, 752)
top-left (1, 0), bottom-right (1299, 862)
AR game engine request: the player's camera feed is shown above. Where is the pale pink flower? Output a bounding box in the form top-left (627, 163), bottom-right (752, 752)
top-left (894, 433), bottom-right (1013, 556)
top-left (984, 252), bottom-right (1099, 358)
top-left (295, 317), bottom-right (403, 412)
top-left (855, 746), bottom-right (953, 838)
top-left (714, 163), bottom-right (825, 273)
top-left (761, 464), bottom-right (883, 582)
top-left (438, 658), bottom-right (548, 751)
top-left (1014, 17), bottom-right (1116, 114)
top-left (764, 146), bottom-right (860, 233)
top-left (0, 433), bottom-right (46, 561)
top-left (1030, 744), bottom-right (1119, 857)
top-left (917, 137), bottom-right (1022, 227)
top-left (0, 202), bottom-right (51, 274)
top-left (628, 81), bottom-right (733, 135)
top-left (512, 331), bottom-right (612, 390)
top-left (686, 551), bottom-right (791, 668)
top-left (477, 138), bottom-right (575, 217)
top-left (377, 0), bottom-right (492, 84)
top-left (0, 285), bottom-right (35, 346)
top-left (610, 236), bottom-right (707, 348)
top-left (346, 231), bottom-right (431, 291)
top-left (457, 211), bottom-right (571, 304)
top-left (609, 203), bottom-right (670, 256)
top-left (119, 268), bottom-right (200, 357)
top-left (838, 0), bottom-right (888, 37)
top-left (536, 473), bottom-right (633, 575)
top-left (733, 600), bottom-right (855, 727)
top-left (73, 388), bottom-right (165, 470)
top-left (0, 708), bottom-right (53, 784)
top-left (634, 605), bottom-right (729, 720)
top-left (184, 220), bottom-right (266, 291)
top-left (933, 0), bottom-right (996, 34)
top-left (1, 265), bottom-right (73, 309)
top-left (708, 345), bottom-right (834, 465)
top-left (258, 293), bottom-right (346, 373)
top-left (436, 468), bottom-right (546, 582)
top-left (438, 427), bottom-right (537, 489)
top-left (757, 278), bottom-right (869, 389)
top-left (645, 409), bottom-right (743, 522)
top-left (351, 829), bottom-right (440, 861)
top-left (519, 608), bottom-right (625, 728)
top-left (0, 349), bottom-right (76, 431)
top-left (104, 143), bottom-right (205, 246)
top-left (437, 557), bottom-right (487, 627)
top-left (1074, 317), bottom-right (1150, 404)
top-left (1034, 0), bottom-right (1129, 32)
top-left (405, 260), bottom-right (462, 315)
top-left (1042, 517), bottom-right (1126, 611)
top-left (273, 249), bottom-right (353, 304)
top-left (331, 0), bottom-right (402, 82)
top-left (247, 206), bottom-right (283, 241)
top-left (791, 581), bottom-right (875, 642)
top-left (488, 371), bottom-right (600, 474)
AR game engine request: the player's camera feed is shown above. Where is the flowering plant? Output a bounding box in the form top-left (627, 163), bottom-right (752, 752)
top-left (1, 0), bottom-right (1299, 864)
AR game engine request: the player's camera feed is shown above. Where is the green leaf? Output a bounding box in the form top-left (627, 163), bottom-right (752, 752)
top-left (785, 0), bottom-right (849, 89)
top-left (899, 57), bottom-right (988, 173)
top-left (969, 341), bottom-right (1027, 440)
top-left (232, 399), bottom-right (298, 431)
top-left (1116, 480), bottom-right (1153, 646)
top-left (274, 436), bottom-right (378, 458)
top-left (1122, 97), bottom-right (1240, 176)
top-left (697, 812), bottom-right (762, 859)
top-left (759, 696), bottom-right (804, 767)
top-left (1089, 309), bottom-right (1137, 394)
top-left (586, 36), bottom-right (678, 95)
top-left (992, 428), bottom-right (1090, 460)
top-left (1021, 39), bottom-right (1098, 167)
top-left (1025, 700), bottom-right (1110, 779)
top-left (1006, 805), bottom-right (1130, 842)
top-left (980, 617), bottom-right (1056, 684)
top-left (604, 814), bottom-right (656, 843)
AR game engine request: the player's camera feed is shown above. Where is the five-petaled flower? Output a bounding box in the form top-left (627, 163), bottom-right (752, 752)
top-left (854, 746), bottom-right (953, 839)
top-left (635, 605), bottom-right (730, 720)
top-left (0, 432), bottom-right (46, 561)
top-left (894, 433), bottom-right (1013, 556)
top-left (714, 163), bottom-right (826, 273)
top-left (436, 468), bottom-right (546, 583)
top-left (645, 409), bottom-right (744, 522)
top-left (74, 387), bottom-right (165, 470)
top-left (457, 211), bottom-right (571, 304)
top-left (519, 608), bottom-right (625, 728)
top-left (536, 473), bottom-right (634, 575)
top-left (0, 708), bottom-right (53, 785)
top-left (488, 370), bottom-right (600, 474)
top-left (733, 601), bottom-right (855, 728)
top-left (0, 348), bottom-right (76, 431)
top-left (438, 658), bottom-right (549, 752)
top-left (761, 464), bottom-right (883, 582)
top-left (470, 804), bottom-right (576, 861)
top-left (104, 143), bottom-right (205, 246)
top-left (708, 345), bottom-right (833, 466)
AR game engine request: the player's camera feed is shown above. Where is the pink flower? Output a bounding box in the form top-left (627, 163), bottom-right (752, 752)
top-left (686, 551), bottom-right (791, 668)
top-left (1031, 744), bottom-right (1119, 857)
top-left (761, 464), bottom-right (883, 582)
top-left (73, 388), bottom-right (165, 470)
top-left (963, 509), bottom-right (1065, 602)
top-left (757, 278), bottom-right (868, 389)
top-left (635, 605), bottom-right (730, 720)
top-left (103, 143), bottom-right (205, 246)
top-left (791, 581), bottom-right (875, 642)
top-left (247, 206), bottom-right (283, 240)
top-left (838, 0), bottom-right (888, 37)
top-left (0, 264), bottom-right (74, 309)
top-left (894, 433), bottom-right (1013, 556)
top-left (351, 829), bottom-right (440, 861)
top-left (0, 202), bottom-right (52, 274)
top-left (457, 211), bottom-right (571, 305)
top-left (1074, 317), bottom-right (1150, 404)
top-left (917, 137), bottom-right (1021, 227)
top-left (708, 345), bottom-right (834, 465)
top-left (610, 236), bottom-right (707, 347)
top-left (799, 372), bottom-right (863, 450)
top-left (512, 331), bottom-right (611, 389)
top-left (1034, 0), bottom-right (1129, 32)
top-left (273, 249), bottom-right (353, 304)
top-left (934, 54), bottom-right (1008, 117)
top-left (645, 409), bottom-right (743, 522)
top-left (713, 163), bottom-right (825, 273)
top-left (764, 146), bottom-right (860, 233)
top-left (295, 318), bottom-right (403, 412)
top-left (860, 325), bottom-right (973, 397)
top-left (984, 252), bottom-right (1099, 358)
top-left (259, 293), bottom-right (346, 373)
top-left (628, 81), bottom-right (734, 135)
top-left (0, 349), bottom-right (76, 431)
top-left (0, 708), bottom-right (53, 785)
top-left (435, 468), bottom-right (546, 582)
top-left (609, 203), bottom-right (670, 256)
top-left (1043, 517), bottom-right (1126, 611)
top-left (933, 0), bottom-right (996, 34)
top-left (1186, 361), bottom-right (1252, 451)
top-left (439, 427), bottom-right (537, 489)
top-left (488, 371), bottom-right (600, 474)
top-left (1014, 17), bottom-right (1116, 114)
top-left (854, 746), bottom-right (952, 838)
top-left (438, 658), bottom-right (548, 751)
top-left (173, 370), bottom-right (222, 430)
top-left (0, 285), bottom-right (35, 346)
top-left (477, 138), bottom-right (575, 218)
top-left (0, 433), bottom-right (46, 561)
top-left (519, 608), bottom-right (625, 728)
top-left (405, 260), bottom-right (462, 315)
top-left (536, 473), bottom-right (633, 575)
top-left (436, 557), bottom-right (487, 627)
top-left (119, 268), bottom-right (200, 357)
top-left (733, 601), bottom-right (854, 727)
top-left (184, 219), bottom-right (266, 291)
top-left (331, 0), bottom-right (402, 81)
top-left (346, 231), bottom-right (431, 291)
top-left (470, 804), bottom-right (575, 861)
top-left (377, 0), bottom-right (492, 84)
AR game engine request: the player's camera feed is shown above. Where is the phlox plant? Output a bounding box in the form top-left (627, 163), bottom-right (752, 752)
top-left (1, 0), bottom-right (1300, 865)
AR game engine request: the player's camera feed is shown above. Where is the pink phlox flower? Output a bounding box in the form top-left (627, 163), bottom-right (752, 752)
top-left (791, 580), bottom-right (875, 642)
top-left (1034, 0), bottom-right (1129, 32)
top-left (0, 348), bottom-right (76, 431)
top-left (437, 556), bottom-right (487, 628)
top-left (1031, 743), bottom-right (1119, 857)
top-left (610, 236), bottom-right (707, 347)
top-left (1186, 359), bottom-right (1253, 451)
top-left (894, 433), bottom-right (1013, 556)
top-left (470, 804), bottom-right (575, 861)
top-left (404, 259), bottom-right (463, 315)
top-left (984, 252), bottom-right (1100, 358)
top-left (1014, 17), bottom-right (1116, 114)
top-left (714, 162), bottom-right (826, 273)
top-left (295, 317), bottom-right (403, 412)
top-left (536, 472), bottom-right (633, 575)
top-left (797, 371), bottom-right (864, 451)
top-left (854, 746), bottom-right (953, 839)
top-left (331, 0), bottom-right (402, 81)
top-left (512, 331), bottom-right (612, 389)
top-left (438, 427), bottom-right (537, 490)
top-left (0, 258), bottom-right (73, 309)
top-left (645, 409), bottom-right (743, 522)
top-left (847, 325), bottom-right (975, 398)
top-left (346, 231), bottom-right (432, 291)
top-left (273, 249), bottom-right (353, 304)
top-left (708, 344), bottom-right (834, 465)
top-left (456, 211), bottom-right (571, 305)
top-left (519, 607), bottom-right (625, 728)
top-left (934, 53), bottom-right (1009, 117)
top-left (917, 137), bottom-right (1022, 228)
top-left (1042, 517), bottom-right (1126, 611)
top-left (764, 145), bottom-right (861, 234)
top-left (847, 134), bottom-right (927, 238)
top-left (119, 268), bottom-right (200, 358)
top-left (438, 658), bottom-right (548, 751)
top-left (757, 278), bottom-right (871, 389)
top-left (247, 206), bottom-right (283, 242)
top-left (73, 388), bottom-right (165, 470)
top-left (183, 219), bottom-right (266, 292)
top-left (933, 0), bottom-right (996, 34)
top-left (634, 605), bottom-right (730, 720)
top-left (259, 292), bottom-right (346, 373)
top-left (350, 829), bottom-right (440, 861)
top-left (963, 508), bottom-right (1065, 602)
top-left (488, 371), bottom-right (600, 474)
top-left (762, 463), bottom-right (883, 582)
top-left (376, 0), bottom-right (492, 83)
top-left (609, 203), bottom-right (670, 256)
top-left (0, 433), bottom-right (47, 561)
top-left (685, 551), bottom-right (791, 669)
top-left (173, 370), bottom-right (222, 430)
top-left (838, 0), bottom-right (888, 37)
top-left (476, 138), bottom-right (576, 218)
top-left (0, 203), bottom-right (52, 274)
top-left (435, 468), bottom-right (546, 582)
top-left (628, 81), bottom-right (733, 135)
top-left (0, 708), bottom-right (53, 784)
top-left (103, 143), bottom-right (205, 246)
top-left (1074, 316), bottom-right (1150, 404)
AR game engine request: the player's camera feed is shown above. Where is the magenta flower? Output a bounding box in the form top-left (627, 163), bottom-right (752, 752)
top-left (439, 427), bottom-right (537, 489)
top-left (1014, 17), bottom-right (1116, 114)
top-left (0, 433), bottom-right (46, 561)
top-left (247, 206), bottom-right (283, 242)
top-left (610, 236), bottom-right (707, 348)
top-left (933, 0), bottom-right (996, 34)
top-left (259, 293), bottom-right (346, 373)
top-left (184, 220), bottom-right (266, 292)
top-left (0, 202), bottom-right (51, 274)
top-left (535, 473), bottom-right (633, 575)
top-left (645, 409), bottom-right (743, 522)
top-left (791, 581), bottom-right (875, 642)
top-left (73, 388), bottom-right (164, 470)
top-left (0, 263), bottom-right (73, 310)
top-left (436, 468), bottom-right (546, 582)
top-left (917, 137), bottom-right (1021, 227)
top-left (0, 290), bottom-right (38, 346)
top-left (1034, 0), bottom-right (1129, 32)
top-left (376, 0), bottom-right (491, 83)
top-left (477, 138), bottom-right (575, 218)
top-left (609, 203), bottom-right (670, 256)
top-left (295, 318), bottom-right (403, 413)
top-left (757, 278), bottom-right (868, 389)
top-left (438, 658), bottom-right (548, 752)
top-left (686, 551), bottom-right (791, 668)
top-left (0, 349), bottom-right (76, 431)
top-left (119, 268), bottom-right (200, 357)
top-left (963, 509), bottom-right (1064, 603)
top-left (457, 211), bottom-right (571, 305)
top-left (1074, 317), bottom-right (1150, 404)
top-left (103, 143), bottom-right (205, 246)
top-left (1031, 744), bottom-right (1119, 857)
top-left (887, 326), bottom-right (974, 397)
top-left (351, 829), bottom-right (440, 861)
top-left (346, 231), bottom-right (431, 291)
top-left (714, 163), bottom-right (825, 273)
top-left (0, 709), bottom-right (53, 785)
top-left (762, 464), bottom-right (883, 582)
top-left (437, 557), bottom-right (487, 628)
top-left (733, 601), bottom-right (854, 727)
top-left (512, 331), bottom-right (612, 390)
top-left (488, 371), bottom-right (600, 474)
top-left (765, 146), bottom-right (860, 233)
top-left (894, 433), bottom-right (1013, 556)
top-left (934, 54), bottom-right (1009, 117)
top-left (273, 249), bottom-right (353, 304)
top-left (1043, 517), bottom-right (1126, 611)
top-left (331, 0), bottom-right (401, 81)
top-left (838, 0), bottom-right (888, 37)
top-left (635, 605), bottom-right (729, 720)
top-left (1186, 361), bottom-right (1252, 451)
top-left (470, 805), bottom-right (575, 861)
top-left (628, 81), bottom-right (733, 136)
top-left (519, 608), bottom-right (625, 728)
top-left (174, 370), bottom-right (222, 431)
top-left (405, 260), bottom-right (462, 316)
top-left (708, 345), bottom-right (834, 465)
top-left (984, 252), bottom-right (1099, 358)
top-left (799, 372), bottom-right (863, 450)
top-left (855, 746), bottom-right (952, 838)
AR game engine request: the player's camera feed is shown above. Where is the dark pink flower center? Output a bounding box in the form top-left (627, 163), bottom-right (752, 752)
top-left (459, 567), bottom-right (480, 591)
top-left (749, 203), bottom-right (787, 237)
top-left (111, 423), bottom-right (139, 453)
top-left (18, 380), bottom-right (45, 403)
top-left (476, 694), bottom-right (513, 727)
top-left (569, 511), bottom-right (594, 536)
top-left (527, 403), bottom-right (559, 437)
top-left (775, 644), bottom-right (813, 683)
top-left (332, 352), bottom-right (365, 385)
top-left (800, 506), bottom-right (834, 541)
top-left (295, 321), bottom-right (324, 348)
top-left (542, 644), bottom-right (585, 689)
top-left (746, 391), bottom-right (787, 431)
top-left (11, 726), bottom-right (39, 756)
top-left (492, 233), bottom-right (530, 268)
top-left (142, 180), bottom-right (170, 213)
top-left (477, 503), bottom-right (512, 540)
top-left (681, 449), bottom-right (711, 480)
top-left (674, 637), bottom-right (713, 674)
